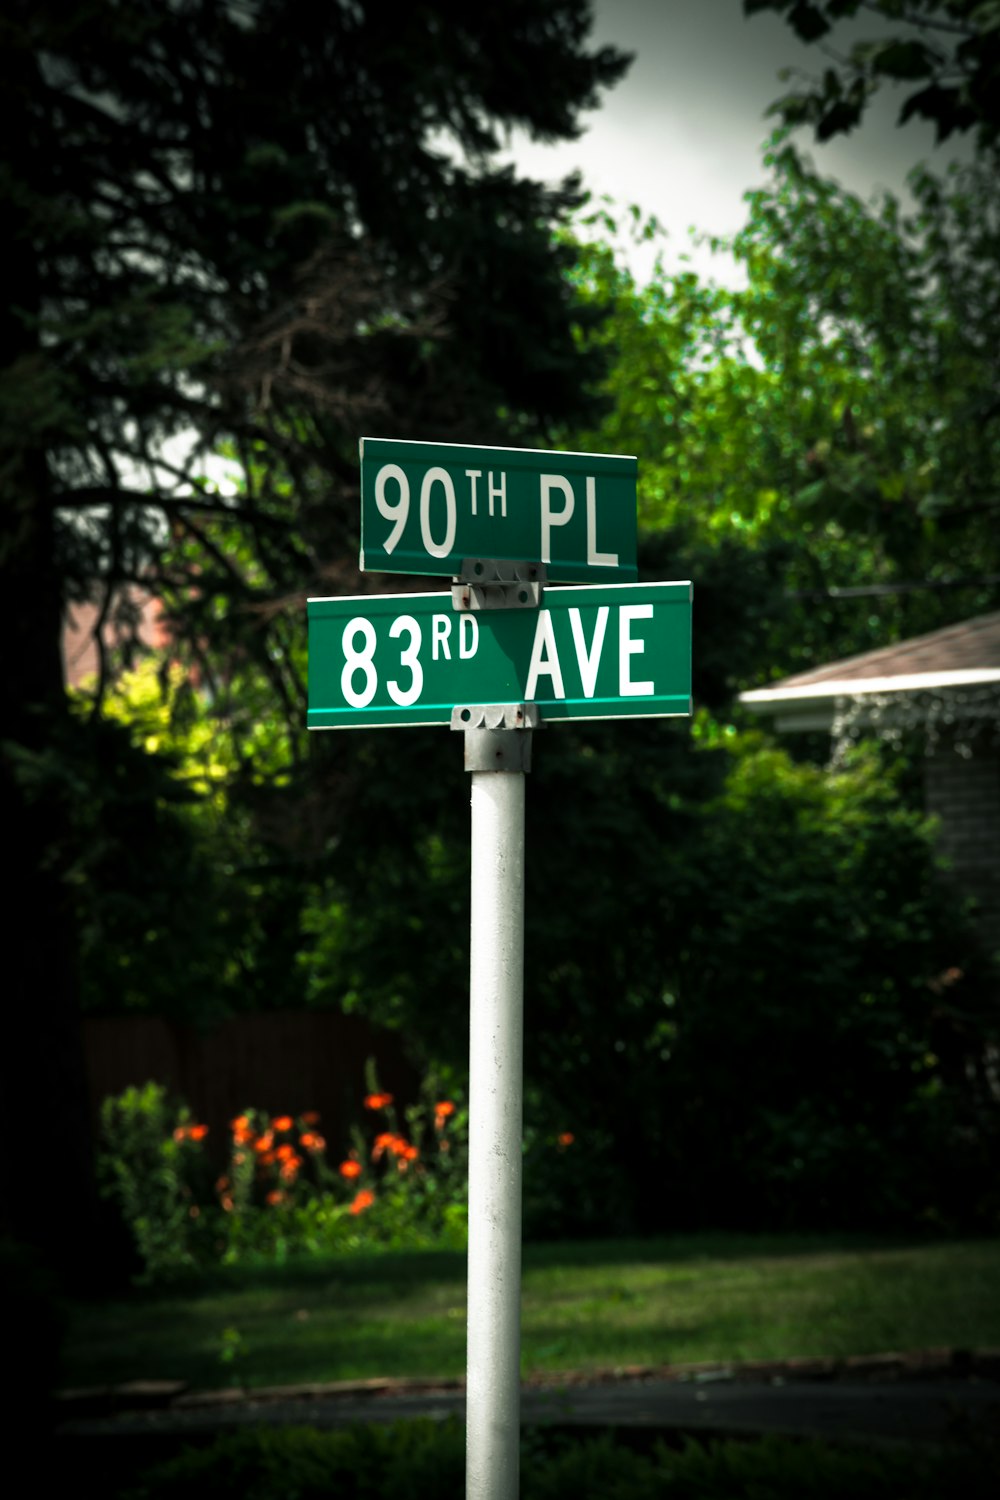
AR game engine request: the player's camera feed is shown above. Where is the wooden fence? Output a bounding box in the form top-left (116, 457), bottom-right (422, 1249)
top-left (83, 1010), bottom-right (418, 1159)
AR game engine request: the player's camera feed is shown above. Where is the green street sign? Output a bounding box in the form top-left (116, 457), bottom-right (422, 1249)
top-left (308, 582), bottom-right (691, 730)
top-left (360, 437), bottom-right (637, 583)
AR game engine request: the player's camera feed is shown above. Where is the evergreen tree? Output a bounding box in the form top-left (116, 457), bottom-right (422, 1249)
top-left (0, 0), bottom-right (628, 1275)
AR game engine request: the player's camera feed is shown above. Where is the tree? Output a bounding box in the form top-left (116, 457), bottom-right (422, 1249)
top-left (557, 142), bottom-right (1000, 684)
top-left (86, 156), bottom-right (1000, 1241)
top-left (744, 0), bottom-right (1000, 147)
top-left (1, 0), bottom-right (629, 1276)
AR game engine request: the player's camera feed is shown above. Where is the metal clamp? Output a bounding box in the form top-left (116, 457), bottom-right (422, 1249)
top-left (462, 726), bottom-right (534, 774)
top-left (450, 703), bottom-right (540, 731)
top-left (451, 560), bottom-right (546, 611)
top-left (457, 559), bottom-right (547, 585)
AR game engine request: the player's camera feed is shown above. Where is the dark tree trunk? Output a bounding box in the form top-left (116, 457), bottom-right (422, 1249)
top-left (1, 489), bottom-right (103, 1288)
top-left (0, 107), bottom-right (101, 1284)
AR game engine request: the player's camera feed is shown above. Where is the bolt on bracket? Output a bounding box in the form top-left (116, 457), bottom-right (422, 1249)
top-left (451, 560), bottom-right (546, 612)
top-left (450, 703), bottom-right (540, 732)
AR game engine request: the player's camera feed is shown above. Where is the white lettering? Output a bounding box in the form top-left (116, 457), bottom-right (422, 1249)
top-left (586, 476), bottom-right (618, 568)
top-left (374, 464), bottom-right (410, 554)
top-left (459, 613), bottom-right (479, 658)
top-left (419, 467), bottom-right (457, 558)
top-left (465, 469), bottom-right (482, 516)
top-left (431, 613), bottom-right (452, 661)
top-left (568, 606), bottom-right (609, 698)
top-left (387, 615), bottom-right (423, 706)
top-left (539, 474), bottom-right (574, 563)
top-left (488, 471), bottom-right (507, 517)
top-left (525, 610), bottom-right (565, 700)
top-left (341, 618), bottom-right (378, 707)
top-left (619, 604), bottom-right (654, 696)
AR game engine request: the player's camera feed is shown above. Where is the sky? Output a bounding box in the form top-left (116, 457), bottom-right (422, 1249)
top-left (500, 0), bottom-right (963, 284)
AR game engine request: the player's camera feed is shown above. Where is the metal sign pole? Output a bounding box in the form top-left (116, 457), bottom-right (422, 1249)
top-left (464, 726), bottom-right (530, 1500)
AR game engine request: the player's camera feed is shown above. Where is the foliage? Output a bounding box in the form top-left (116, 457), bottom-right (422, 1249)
top-left (6, 0), bottom-right (628, 723)
top-left (562, 145), bottom-right (1000, 682)
top-left (130, 1421), bottom-right (999, 1500)
top-left (296, 701), bottom-right (998, 1236)
top-left (98, 1074), bottom-right (468, 1281)
top-left (744, 0), bottom-right (1000, 147)
top-left (19, 6), bottom-right (1000, 1260)
top-left (74, 657), bottom-right (306, 1020)
top-left (1, 0), bottom-right (629, 1267)
top-left (83, 139), bottom-right (1000, 1243)
top-left (98, 1083), bottom-right (215, 1281)
top-left (519, 721), bottom-right (998, 1235)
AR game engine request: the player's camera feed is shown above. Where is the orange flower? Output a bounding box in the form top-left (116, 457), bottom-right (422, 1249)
top-left (221, 1194), bottom-right (234, 1212)
top-left (276, 1143), bottom-right (295, 1162)
top-left (434, 1100), bottom-right (456, 1123)
top-left (401, 1143), bottom-right (419, 1161)
top-left (302, 1111), bottom-right (321, 1125)
top-left (364, 1092), bottom-right (393, 1110)
top-left (254, 1130), bottom-right (274, 1154)
top-left (215, 1175), bottom-right (230, 1194)
top-left (300, 1131), bottom-right (326, 1152)
top-left (266, 1189), bottom-right (284, 1206)
top-left (350, 1188), bottom-right (375, 1215)
top-left (230, 1115), bottom-right (253, 1144)
top-left (339, 1159), bottom-right (362, 1180)
top-left (372, 1131), bottom-right (396, 1161)
top-left (189, 1124), bottom-right (209, 1141)
top-left (172, 1126), bottom-right (188, 1142)
top-left (272, 1115), bottom-right (293, 1133)
top-left (557, 1132), bottom-right (575, 1148)
top-left (257, 1150), bottom-right (276, 1167)
top-left (280, 1154), bottom-right (301, 1182)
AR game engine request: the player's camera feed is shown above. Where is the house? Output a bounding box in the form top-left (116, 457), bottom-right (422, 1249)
top-left (739, 611), bottom-right (1000, 952)
top-left (62, 589), bottom-right (170, 690)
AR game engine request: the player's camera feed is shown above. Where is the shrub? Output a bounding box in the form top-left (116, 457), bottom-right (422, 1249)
top-left (98, 1082), bottom-right (215, 1282)
top-left (133, 1422), bottom-right (999, 1500)
top-left (98, 1069), bottom-right (468, 1281)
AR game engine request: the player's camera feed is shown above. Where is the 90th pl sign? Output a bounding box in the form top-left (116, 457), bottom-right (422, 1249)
top-left (360, 436), bottom-right (638, 583)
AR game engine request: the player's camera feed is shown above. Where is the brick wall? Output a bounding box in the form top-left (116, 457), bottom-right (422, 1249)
top-left (924, 746), bottom-right (1000, 954)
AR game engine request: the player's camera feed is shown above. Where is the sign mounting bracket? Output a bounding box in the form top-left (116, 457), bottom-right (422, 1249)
top-left (449, 703), bottom-right (540, 732)
top-left (451, 560), bottom-right (546, 613)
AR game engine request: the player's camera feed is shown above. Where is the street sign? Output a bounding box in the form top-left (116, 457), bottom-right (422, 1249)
top-left (308, 581), bottom-right (691, 729)
top-left (360, 436), bottom-right (637, 583)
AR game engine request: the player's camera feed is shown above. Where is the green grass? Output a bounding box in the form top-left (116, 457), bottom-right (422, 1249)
top-left (61, 1233), bottom-right (1000, 1393)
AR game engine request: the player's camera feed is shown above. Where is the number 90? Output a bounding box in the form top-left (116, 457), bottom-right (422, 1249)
top-left (374, 463), bottom-right (456, 559)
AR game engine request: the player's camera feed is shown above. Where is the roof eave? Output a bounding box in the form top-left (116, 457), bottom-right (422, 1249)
top-left (740, 668), bottom-right (1000, 718)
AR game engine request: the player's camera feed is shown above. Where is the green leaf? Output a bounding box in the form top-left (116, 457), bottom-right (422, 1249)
top-left (869, 40), bottom-right (935, 81)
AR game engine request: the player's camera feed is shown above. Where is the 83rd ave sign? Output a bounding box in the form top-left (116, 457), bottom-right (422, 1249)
top-left (360, 436), bottom-right (637, 582)
top-left (308, 581), bottom-right (691, 729)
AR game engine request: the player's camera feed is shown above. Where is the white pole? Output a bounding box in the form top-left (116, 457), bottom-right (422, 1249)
top-left (465, 730), bottom-right (528, 1500)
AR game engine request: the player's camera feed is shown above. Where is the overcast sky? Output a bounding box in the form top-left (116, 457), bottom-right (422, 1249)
top-left (501, 0), bottom-right (963, 283)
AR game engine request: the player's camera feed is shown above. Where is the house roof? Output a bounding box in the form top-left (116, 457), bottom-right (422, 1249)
top-left (740, 610), bottom-right (1000, 730)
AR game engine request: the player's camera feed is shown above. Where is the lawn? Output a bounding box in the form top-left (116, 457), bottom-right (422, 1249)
top-left (61, 1232), bottom-right (1000, 1393)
